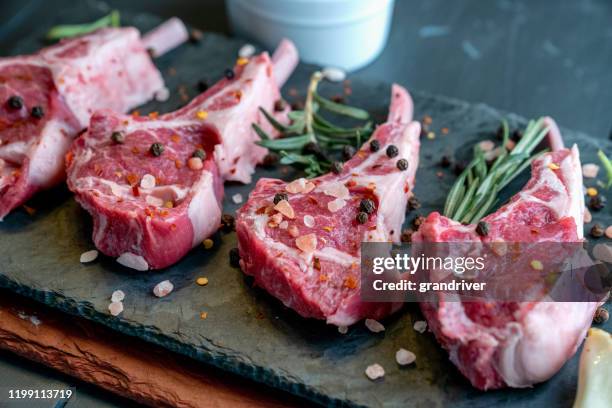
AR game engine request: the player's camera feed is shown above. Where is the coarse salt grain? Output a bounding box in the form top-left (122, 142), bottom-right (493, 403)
top-left (288, 225), bottom-right (299, 237)
top-left (279, 220), bottom-right (288, 229)
top-left (395, 348), bottom-right (416, 366)
top-left (140, 174), bottom-right (156, 189)
top-left (365, 318), bottom-right (385, 333)
top-left (80, 249), bottom-right (98, 263)
top-left (479, 140), bottom-right (495, 152)
top-left (584, 207), bottom-right (592, 223)
top-left (327, 198), bottom-right (346, 213)
top-left (238, 43), bottom-right (255, 58)
top-left (304, 215), bottom-right (315, 228)
top-left (286, 178), bottom-right (307, 194)
top-left (274, 200), bottom-right (295, 219)
top-left (108, 301), bottom-right (124, 316)
top-left (582, 163), bottom-right (599, 179)
top-left (146, 195), bottom-right (164, 207)
top-left (413, 320), bottom-right (427, 333)
top-left (303, 182), bottom-right (316, 193)
top-left (592, 243), bottom-right (612, 263)
top-left (117, 252), bottom-right (149, 271)
top-left (338, 325), bottom-right (348, 334)
top-left (322, 66), bottom-right (346, 82)
top-left (365, 363), bottom-right (385, 380)
top-left (270, 213), bottom-right (283, 224)
top-left (111, 290), bottom-right (125, 303)
top-left (187, 157), bottom-right (203, 170)
top-left (232, 193), bottom-right (243, 204)
top-left (295, 233), bottom-right (317, 253)
top-left (153, 280), bottom-right (174, 298)
top-left (323, 182), bottom-right (349, 199)
top-left (154, 86), bottom-right (170, 102)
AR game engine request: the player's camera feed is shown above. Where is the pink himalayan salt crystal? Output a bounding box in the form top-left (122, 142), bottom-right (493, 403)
top-left (140, 174), bottom-right (156, 189)
top-left (395, 348), bottom-right (416, 366)
top-left (582, 163), bottom-right (599, 178)
top-left (327, 198), bottom-right (346, 213)
top-left (108, 301), bottom-right (124, 316)
top-left (479, 140), bottom-right (495, 152)
top-left (279, 220), bottom-right (288, 229)
top-left (303, 181), bottom-right (316, 193)
top-left (153, 280), bottom-right (174, 298)
top-left (365, 363), bottom-right (385, 380)
top-left (274, 200), bottom-right (295, 219)
top-left (295, 233), bottom-right (317, 253)
top-left (365, 318), bottom-right (385, 333)
top-left (270, 212), bottom-right (283, 224)
top-left (286, 178), bottom-right (307, 194)
top-left (323, 181), bottom-right (350, 199)
top-left (303, 215), bottom-right (315, 228)
top-left (413, 320), bottom-right (427, 333)
top-left (584, 207), bottom-right (592, 223)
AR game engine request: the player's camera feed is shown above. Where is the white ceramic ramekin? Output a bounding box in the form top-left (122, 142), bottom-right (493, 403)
top-left (226, 0), bottom-right (395, 72)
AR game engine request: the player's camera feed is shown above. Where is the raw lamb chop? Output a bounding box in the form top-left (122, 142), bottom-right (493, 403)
top-left (413, 137), bottom-right (600, 389)
top-left (66, 40), bottom-right (299, 270)
top-left (0, 20), bottom-right (187, 220)
top-left (236, 85), bottom-right (421, 326)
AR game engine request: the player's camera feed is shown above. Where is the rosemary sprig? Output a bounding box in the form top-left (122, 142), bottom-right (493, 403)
top-left (254, 71), bottom-right (373, 177)
top-left (444, 118), bottom-right (550, 224)
top-left (46, 10), bottom-right (120, 41)
top-left (597, 149), bottom-right (612, 188)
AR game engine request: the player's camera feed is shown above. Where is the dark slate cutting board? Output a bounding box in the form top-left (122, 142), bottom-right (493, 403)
top-left (1, 5), bottom-right (610, 408)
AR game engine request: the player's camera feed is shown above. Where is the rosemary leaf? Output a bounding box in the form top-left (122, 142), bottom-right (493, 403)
top-left (256, 134), bottom-right (313, 150)
top-left (47, 10), bottom-right (120, 40)
top-left (258, 107), bottom-right (288, 132)
top-left (252, 123), bottom-right (271, 140)
top-left (313, 92), bottom-right (370, 120)
top-left (597, 149), bottom-right (612, 188)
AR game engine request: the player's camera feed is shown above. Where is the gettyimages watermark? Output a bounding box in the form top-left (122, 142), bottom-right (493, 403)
top-left (360, 242), bottom-right (611, 303)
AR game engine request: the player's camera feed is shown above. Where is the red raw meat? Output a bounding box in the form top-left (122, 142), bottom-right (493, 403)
top-left (413, 137), bottom-right (600, 389)
top-left (0, 21), bottom-right (187, 220)
top-left (236, 85), bottom-right (421, 326)
top-left (66, 40), bottom-right (298, 270)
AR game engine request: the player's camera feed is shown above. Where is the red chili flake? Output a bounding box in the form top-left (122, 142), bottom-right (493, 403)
top-left (148, 111), bottom-right (159, 119)
top-left (343, 276), bottom-right (357, 289)
top-left (266, 65), bottom-right (272, 77)
top-left (170, 223), bottom-right (177, 230)
top-left (159, 209), bottom-right (169, 217)
top-left (319, 274), bottom-right (328, 282)
top-left (175, 159), bottom-right (183, 169)
top-left (126, 173), bottom-right (139, 186)
top-left (132, 185), bottom-right (140, 197)
top-left (441, 127), bottom-right (449, 134)
top-left (345, 180), bottom-right (357, 188)
top-left (234, 90), bottom-right (242, 100)
top-left (144, 207), bottom-right (153, 217)
top-left (313, 257), bottom-right (321, 270)
top-left (11, 169), bottom-right (20, 178)
top-left (256, 206), bottom-right (267, 215)
top-left (131, 110), bottom-right (140, 117)
top-left (422, 115), bottom-right (432, 125)
top-left (171, 134), bottom-right (180, 143)
top-left (65, 151), bottom-right (74, 166)
top-left (22, 205), bottom-right (36, 216)
top-left (131, 146), bottom-right (140, 154)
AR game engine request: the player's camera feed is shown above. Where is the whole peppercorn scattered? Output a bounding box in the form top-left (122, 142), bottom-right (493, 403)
top-left (262, 152), bottom-right (279, 168)
top-left (274, 99), bottom-right (287, 112)
top-left (589, 195), bottom-right (606, 211)
top-left (291, 101), bottom-right (304, 111)
top-left (412, 215), bottom-right (425, 229)
top-left (407, 196), bottom-right (421, 211)
top-left (396, 158), bottom-right (409, 171)
top-left (150, 142), bottom-right (164, 157)
top-left (111, 131), bottom-right (125, 144)
top-left (192, 149), bottom-right (206, 160)
top-left (229, 247), bottom-right (241, 267)
top-left (370, 140), bottom-right (380, 152)
top-left (400, 229), bottom-right (413, 243)
top-left (189, 28), bottom-right (203, 43)
top-left (453, 161), bottom-right (467, 175)
top-left (221, 213), bottom-right (235, 232)
top-left (273, 192), bottom-right (288, 205)
top-left (386, 144), bottom-right (399, 158)
top-left (440, 155), bottom-right (451, 168)
top-left (593, 307), bottom-right (609, 324)
top-left (224, 68), bottom-right (235, 80)
top-left (331, 161), bottom-right (343, 174)
top-left (495, 125), bottom-right (504, 141)
top-left (590, 224), bottom-right (604, 238)
top-left (342, 145), bottom-right (356, 161)
top-left (31, 106), bottom-right (44, 119)
top-left (356, 211), bottom-right (368, 224)
top-left (359, 198), bottom-right (376, 214)
top-left (476, 221), bottom-right (490, 236)
top-left (197, 80), bottom-right (209, 92)
top-left (331, 95), bottom-right (345, 104)
top-left (303, 141), bottom-right (322, 156)
top-left (511, 129), bottom-right (523, 142)
top-left (7, 95), bottom-right (23, 110)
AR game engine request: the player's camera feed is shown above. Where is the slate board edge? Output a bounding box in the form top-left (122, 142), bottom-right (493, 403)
top-left (0, 87), bottom-right (609, 408)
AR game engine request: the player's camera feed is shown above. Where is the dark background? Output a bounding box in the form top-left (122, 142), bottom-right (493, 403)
top-left (0, 0), bottom-right (610, 407)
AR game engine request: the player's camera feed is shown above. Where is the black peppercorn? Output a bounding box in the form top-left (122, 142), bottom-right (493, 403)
top-left (359, 198), bottom-right (376, 214)
top-left (593, 307), bottom-right (609, 324)
top-left (189, 28), bottom-right (203, 43)
top-left (511, 129), bottom-right (523, 142)
top-left (407, 196), bottom-right (421, 211)
top-left (290, 101), bottom-right (304, 111)
top-left (589, 195), bottom-right (606, 211)
top-left (262, 152), bottom-right (279, 168)
top-left (590, 224), bottom-right (604, 238)
top-left (412, 215), bottom-right (425, 229)
top-left (274, 99), bottom-right (287, 112)
top-left (273, 193), bottom-right (288, 205)
top-left (370, 140), bottom-right (380, 152)
top-left (331, 161), bottom-right (343, 174)
top-left (229, 247), bottom-right (241, 267)
top-left (453, 161), bottom-right (467, 175)
top-left (356, 211), bottom-right (368, 224)
top-left (224, 68), bottom-right (235, 80)
top-left (342, 145), bottom-right (356, 161)
top-left (386, 144), bottom-right (399, 158)
top-left (400, 229), bottom-right (413, 243)
top-left (396, 158), bottom-right (409, 171)
top-left (111, 131), bottom-right (125, 144)
top-left (495, 124), bottom-right (504, 141)
top-left (440, 155), bottom-right (451, 168)
top-left (7, 95), bottom-right (23, 110)
top-left (197, 80), bottom-right (209, 92)
top-left (31, 106), bottom-right (44, 119)
top-left (192, 149), bottom-right (206, 160)
top-left (476, 221), bottom-right (489, 236)
top-left (150, 142), bottom-right (164, 157)
top-left (221, 213), bottom-right (235, 232)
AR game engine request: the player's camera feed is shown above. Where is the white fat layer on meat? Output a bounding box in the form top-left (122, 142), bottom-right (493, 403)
top-left (117, 252), bottom-right (149, 271)
top-left (187, 170), bottom-right (222, 246)
top-left (26, 118), bottom-right (77, 188)
top-left (0, 141), bottom-right (28, 163)
top-left (75, 176), bottom-right (189, 204)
